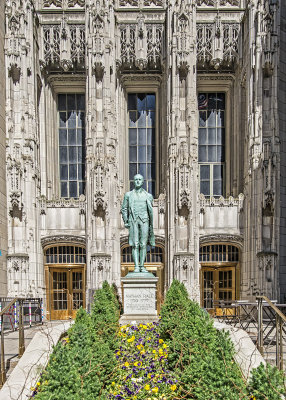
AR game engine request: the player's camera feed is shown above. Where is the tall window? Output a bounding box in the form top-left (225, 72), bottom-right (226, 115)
top-left (198, 93), bottom-right (225, 197)
top-left (58, 94), bottom-right (85, 198)
top-left (128, 93), bottom-right (156, 195)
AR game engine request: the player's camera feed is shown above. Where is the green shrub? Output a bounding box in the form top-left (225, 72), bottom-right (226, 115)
top-left (248, 363), bottom-right (286, 400)
top-left (34, 282), bottom-right (120, 400)
top-left (159, 280), bottom-right (248, 399)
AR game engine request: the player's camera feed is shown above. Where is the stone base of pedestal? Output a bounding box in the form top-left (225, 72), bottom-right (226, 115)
top-left (120, 273), bottom-right (159, 325)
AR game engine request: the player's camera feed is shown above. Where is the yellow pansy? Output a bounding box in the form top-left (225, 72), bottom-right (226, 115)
top-left (152, 387), bottom-right (159, 393)
top-left (127, 335), bottom-right (135, 343)
top-left (144, 384), bottom-right (150, 390)
top-left (170, 384), bottom-right (177, 391)
top-left (159, 339), bottom-right (164, 344)
top-left (124, 361), bottom-right (129, 367)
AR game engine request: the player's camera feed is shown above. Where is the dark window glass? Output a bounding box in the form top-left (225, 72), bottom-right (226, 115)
top-left (128, 93), bottom-right (156, 196)
top-left (198, 93), bottom-right (225, 197)
top-left (58, 94), bottom-right (85, 198)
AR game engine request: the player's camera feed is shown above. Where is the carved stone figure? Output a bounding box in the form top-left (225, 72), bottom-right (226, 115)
top-left (121, 174), bottom-right (155, 273)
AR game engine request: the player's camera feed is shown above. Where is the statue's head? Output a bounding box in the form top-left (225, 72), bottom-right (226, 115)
top-left (134, 174), bottom-right (144, 189)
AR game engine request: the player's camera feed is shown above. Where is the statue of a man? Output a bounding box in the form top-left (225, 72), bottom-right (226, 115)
top-left (121, 174), bottom-right (155, 273)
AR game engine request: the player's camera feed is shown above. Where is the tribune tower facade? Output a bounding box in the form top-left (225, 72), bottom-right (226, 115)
top-left (3, 0), bottom-right (285, 318)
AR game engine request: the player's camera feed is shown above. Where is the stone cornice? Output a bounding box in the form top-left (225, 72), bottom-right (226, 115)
top-left (41, 235), bottom-right (86, 247)
top-left (199, 234), bottom-right (243, 247)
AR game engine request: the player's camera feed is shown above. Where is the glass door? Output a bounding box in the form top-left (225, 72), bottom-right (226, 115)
top-left (49, 266), bottom-right (85, 320)
top-left (202, 266), bottom-right (235, 315)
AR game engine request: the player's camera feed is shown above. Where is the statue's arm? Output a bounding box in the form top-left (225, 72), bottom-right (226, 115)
top-left (148, 194), bottom-right (154, 224)
top-left (121, 193), bottom-right (130, 227)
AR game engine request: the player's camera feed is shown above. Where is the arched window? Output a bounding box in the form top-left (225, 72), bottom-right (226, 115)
top-left (199, 244), bottom-right (239, 262)
top-left (45, 245), bottom-right (86, 264)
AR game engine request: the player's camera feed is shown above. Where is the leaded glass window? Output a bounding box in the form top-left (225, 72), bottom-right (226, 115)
top-left (58, 94), bottom-right (85, 198)
top-left (128, 93), bottom-right (156, 195)
top-left (198, 93), bottom-right (225, 197)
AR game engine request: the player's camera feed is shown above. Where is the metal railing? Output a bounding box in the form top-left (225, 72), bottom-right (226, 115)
top-left (0, 297), bottom-right (43, 386)
top-left (213, 297), bottom-right (286, 370)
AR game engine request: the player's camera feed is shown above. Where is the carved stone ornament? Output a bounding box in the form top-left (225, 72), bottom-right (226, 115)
top-left (220, 0), bottom-right (239, 5)
top-left (68, 0), bottom-right (85, 6)
top-left (43, 0), bottom-right (63, 6)
top-left (197, 0), bottom-right (215, 6)
top-left (39, 195), bottom-right (86, 209)
top-left (8, 64), bottom-right (21, 84)
top-left (158, 192), bottom-right (166, 214)
top-left (199, 234), bottom-right (243, 247)
top-left (199, 193), bottom-right (244, 212)
top-left (41, 235), bottom-right (86, 247)
top-left (41, 23), bottom-right (85, 73)
top-left (7, 254), bottom-right (29, 273)
top-left (119, 0), bottom-right (139, 5)
top-left (90, 254), bottom-right (111, 289)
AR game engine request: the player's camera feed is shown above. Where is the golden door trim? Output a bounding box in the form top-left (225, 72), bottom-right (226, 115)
top-left (46, 264), bottom-right (86, 320)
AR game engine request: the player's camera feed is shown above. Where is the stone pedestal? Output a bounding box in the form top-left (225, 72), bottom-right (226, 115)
top-left (120, 272), bottom-right (159, 325)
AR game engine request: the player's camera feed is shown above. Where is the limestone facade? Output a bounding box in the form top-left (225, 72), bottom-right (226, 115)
top-left (3, 0), bottom-right (285, 316)
top-left (0, 0), bottom-right (7, 296)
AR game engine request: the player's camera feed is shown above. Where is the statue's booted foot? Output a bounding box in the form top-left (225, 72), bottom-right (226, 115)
top-left (134, 266), bottom-right (140, 273)
top-left (139, 266), bottom-right (148, 273)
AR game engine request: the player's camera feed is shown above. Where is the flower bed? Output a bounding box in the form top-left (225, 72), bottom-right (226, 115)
top-left (32, 281), bottom-right (285, 400)
top-left (108, 323), bottom-right (179, 399)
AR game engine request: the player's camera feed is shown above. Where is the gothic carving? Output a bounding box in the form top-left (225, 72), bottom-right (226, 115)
top-left (158, 193), bottom-right (166, 214)
top-left (220, 0), bottom-right (239, 5)
top-left (173, 253), bottom-right (198, 301)
top-left (117, 22), bottom-right (164, 71)
top-left (90, 254), bottom-right (111, 289)
top-left (119, 0), bottom-right (139, 5)
top-left (90, 13), bottom-right (105, 81)
top-left (41, 235), bottom-right (86, 247)
top-left (197, 24), bottom-right (213, 64)
top-left (197, 22), bottom-right (240, 69)
top-left (144, 0), bottom-right (163, 5)
top-left (8, 64), bottom-right (21, 84)
top-left (177, 14), bottom-right (190, 78)
top-left (197, 0), bottom-right (239, 5)
top-left (38, 195), bottom-right (86, 215)
top-left (43, 0), bottom-right (63, 6)
top-left (7, 255), bottom-right (29, 296)
top-left (257, 252), bottom-right (277, 298)
top-left (199, 234), bottom-right (243, 247)
top-left (68, 0), bottom-right (85, 6)
top-left (199, 193), bottom-right (244, 212)
top-left (223, 24), bottom-right (239, 65)
top-left (119, 0), bottom-right (163, 6)
top-left (41, 23), bottom-right (85, 73)
top-left (197, 0), bottom-right (215, 6)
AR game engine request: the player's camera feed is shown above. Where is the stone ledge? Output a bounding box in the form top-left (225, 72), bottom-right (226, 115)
top-left (213, 320), bottom-right (265, 380)
top-left (0, 321), bottom-right (73, 400)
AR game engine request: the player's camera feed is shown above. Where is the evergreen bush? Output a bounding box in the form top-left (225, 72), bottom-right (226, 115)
top-left (34, 281), bottom-right (120, 400)
top-left (159, 280), bottom-right (248, 399)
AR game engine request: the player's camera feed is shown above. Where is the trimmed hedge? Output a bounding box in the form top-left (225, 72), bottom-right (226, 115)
top-left (34, 282), bottom-right (120, 400)
top-left (34, 280), bottom-right (286, 400)
top-left (159, 280), bottom-right (248, 399)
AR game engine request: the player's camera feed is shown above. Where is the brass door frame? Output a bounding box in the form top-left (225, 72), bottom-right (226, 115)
top-left (121, 263), bottom-right (164, 312)
top-left (45, 264), bottom-right (86, 320)
top-left (201, 264), bottom-right (237, 315)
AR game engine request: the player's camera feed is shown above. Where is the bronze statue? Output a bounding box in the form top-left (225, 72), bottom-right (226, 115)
top-left (121, 174), bottom-right (155, 273)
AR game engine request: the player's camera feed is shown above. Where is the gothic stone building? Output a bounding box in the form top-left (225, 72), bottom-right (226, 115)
top-left (3, 0), bottom-right (286, 319)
